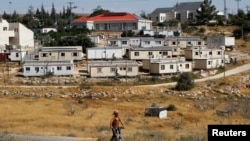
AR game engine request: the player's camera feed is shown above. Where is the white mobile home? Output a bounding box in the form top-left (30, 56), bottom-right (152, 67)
top-left (23, 60), bottom-right (74, 77)
top-left (185, 46), bottom-right (225, 70)
top-left (143, 30), bottom-right (175, 37)
top-left (165, 36), bottom-right (204, 48)
top-left (148, 57), bottom-right (193, 74)
top-left (38, 46), bottom-right (83, 61)
top-left (129, 47), bottom-right (182, 60)
top-left (207, 37), bottom-right (235, 47)
top-left (86, 47), bottom-right (123, 60)
top-left (107, 37), bottom-right (164, 48)
top-left (87, 60), bottom-right (139, 78)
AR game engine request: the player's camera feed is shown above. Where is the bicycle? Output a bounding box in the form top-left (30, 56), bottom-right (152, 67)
top-left (110, 126), bottom-right (124, 141)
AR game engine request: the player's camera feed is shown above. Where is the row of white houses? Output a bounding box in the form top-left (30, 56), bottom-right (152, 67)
top-left (21, 35), bottom-right (232, 77)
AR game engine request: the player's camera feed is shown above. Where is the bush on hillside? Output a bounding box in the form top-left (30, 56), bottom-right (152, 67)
top-left (175, 72), bottom-right (195, 91)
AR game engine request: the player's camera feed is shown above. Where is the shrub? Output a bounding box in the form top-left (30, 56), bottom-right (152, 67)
top-left (175, 72), bottom-right (195, 91)
top-left (167, 104), bottom-right (177, 111)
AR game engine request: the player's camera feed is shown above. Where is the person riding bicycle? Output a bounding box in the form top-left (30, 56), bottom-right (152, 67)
top-left (110, 110), bottom-right (125, 140)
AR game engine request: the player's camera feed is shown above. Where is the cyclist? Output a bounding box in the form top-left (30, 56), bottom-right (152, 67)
top-left (110, 110), bottom-right (125, 140)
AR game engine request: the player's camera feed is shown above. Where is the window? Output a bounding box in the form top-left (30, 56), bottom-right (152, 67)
top-left (209, 51), bottom-right (212, 55)
top-left (16, 53), bottom-right (19, 57)
top-left (156, 41), bottom-right (161, 44)
top-left (188, 13), bottom-right (194, 20)
top-left (110, 68), bottom-right (116, 72)
top-left (198, 42), bottom-right (201, 45)
top-left (122, 41), bottom-right (127, 45)
top-left (61, 52), bottom-right (65, 56)
top-left (25, 67), bottom-right (30, 72)
top-left (35, 67), bottom-right (39, 72)
top-left (42, 53), bottom-right (48, 57)
top-left (134, 52), bottom-right (139, 56)
top-left (72, 52), bottom-right (78, 56)
top-left (132, 23), bottom-right (137, 27)
top-left (195, 52), bottom-right (199, 55)
top-left (148, 52), bottom-right (153, 55)
top-left (176, 13), bottom-right (181, 20)
top-left (14, 28), bottom-right (19, 32)
top-left (161, 65), bottom-right (165, 70)
top-left (170, 65), bottom-right (174, 69)
top-left (217, 51), bottom-right (221, 55)
top-left (96, 24), bottom-right (99, 30)
top-left (144, 41), bottom-right (150, 44)
top-left (57, 66), bottom-right (62, 70)
top-left (180, 64), bottom-right (182, 67)
top-left (162, 52), bottom-right (168, 56)
top-left (208, 61), bottom-right (211, 65)
top-left (66, 66), bottom-right (71, 70)
top-left (172, 42), bottom-right (176, 45)
top-left (97, 67), bottom-right (102, 73)
top-left (185, 64), bottom-right (190, 69)
top-left (188, 42), bottom-right (191, 45)
top-left (127, 67), bottom-right (132, 72)
top-left (3, 27), bottom-right (7, 31)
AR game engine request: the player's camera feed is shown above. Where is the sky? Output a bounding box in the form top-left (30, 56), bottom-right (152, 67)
top-left (0, 0), bottom-right (249, 16)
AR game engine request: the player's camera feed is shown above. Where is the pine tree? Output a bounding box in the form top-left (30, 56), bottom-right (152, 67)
top-left (196, 0), bottom-right (218, 25)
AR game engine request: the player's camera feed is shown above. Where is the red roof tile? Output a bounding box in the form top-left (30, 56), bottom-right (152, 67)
top-left (88, 12), bottom-right (137, 22)
top-left (73, 16), bottom-right (88, 22)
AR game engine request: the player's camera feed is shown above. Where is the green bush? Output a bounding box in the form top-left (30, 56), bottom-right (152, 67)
top-left (175, 72), bottom-right (195, 91)
top-left (167, 104), bottom-right (177, 111)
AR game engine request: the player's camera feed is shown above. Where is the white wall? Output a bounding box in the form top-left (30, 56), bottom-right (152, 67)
top-left (0, 18), bottom-right (15, 46)
top-left (86, 47), bottom-right (123, 59)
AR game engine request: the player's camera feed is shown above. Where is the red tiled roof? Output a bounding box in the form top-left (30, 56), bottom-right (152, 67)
top-left (88, 12), bottom-right (138, 22)
top-left (73, 16), bottom-right (88, 22)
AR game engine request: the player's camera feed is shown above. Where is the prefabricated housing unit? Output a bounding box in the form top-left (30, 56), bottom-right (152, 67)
top-left (38, 46), bottom-right (84, 61)
top-left (129, 47), bottom-right (182, 60)
top-left (87, 60), bottom-right (139, 78)
top-left (142, 57), bottom-right (192, 74)
top-left (107, 37), bottom-right (164, 48)
top-left (207, 37), bottom-right (235, 47)
top-left (86, 47), bottom-right (123, 60)
top-left (23, 60), bottom-right (74, 77)
top-left (164, 36), bottom-right (204, 48)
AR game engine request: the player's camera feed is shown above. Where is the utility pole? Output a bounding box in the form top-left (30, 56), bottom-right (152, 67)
top-left (235, 0), bottom-right (241, 13)
top-left (246, 5), bottom-right (250, 14)
top-left (224, 0), bottom-right (228, 19)
top-left (68, 1), bottom-right (77, 28)
top-left (9, 1), bottom-right (12, 14)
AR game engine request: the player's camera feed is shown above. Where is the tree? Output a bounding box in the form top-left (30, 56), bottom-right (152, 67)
top-left (140, 10), bottom-right (148, 19)
top-left (89, 6), bottom-right (110, 17)
top-left (121, 30), bottom-right (135, 37)
top-left (175, 72), bottom-right (195, 91)
top-left (196, 0), bottom-right (218, 25)
top-left (51, 3), bottom-right (56, 22)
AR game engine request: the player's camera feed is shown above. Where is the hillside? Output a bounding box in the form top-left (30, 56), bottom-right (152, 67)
top-left (0, 26), bottom-right (250, 141)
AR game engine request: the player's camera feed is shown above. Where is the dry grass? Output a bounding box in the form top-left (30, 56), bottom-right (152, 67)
top-left (0, 74), bottom-right (250, 140)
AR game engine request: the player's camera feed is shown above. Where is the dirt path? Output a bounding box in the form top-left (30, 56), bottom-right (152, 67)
top-left (11, 134), bottom-right (97, 141)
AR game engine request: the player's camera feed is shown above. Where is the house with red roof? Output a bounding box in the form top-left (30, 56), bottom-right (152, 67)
top-left (71, 12), bottom-right (152, 31)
